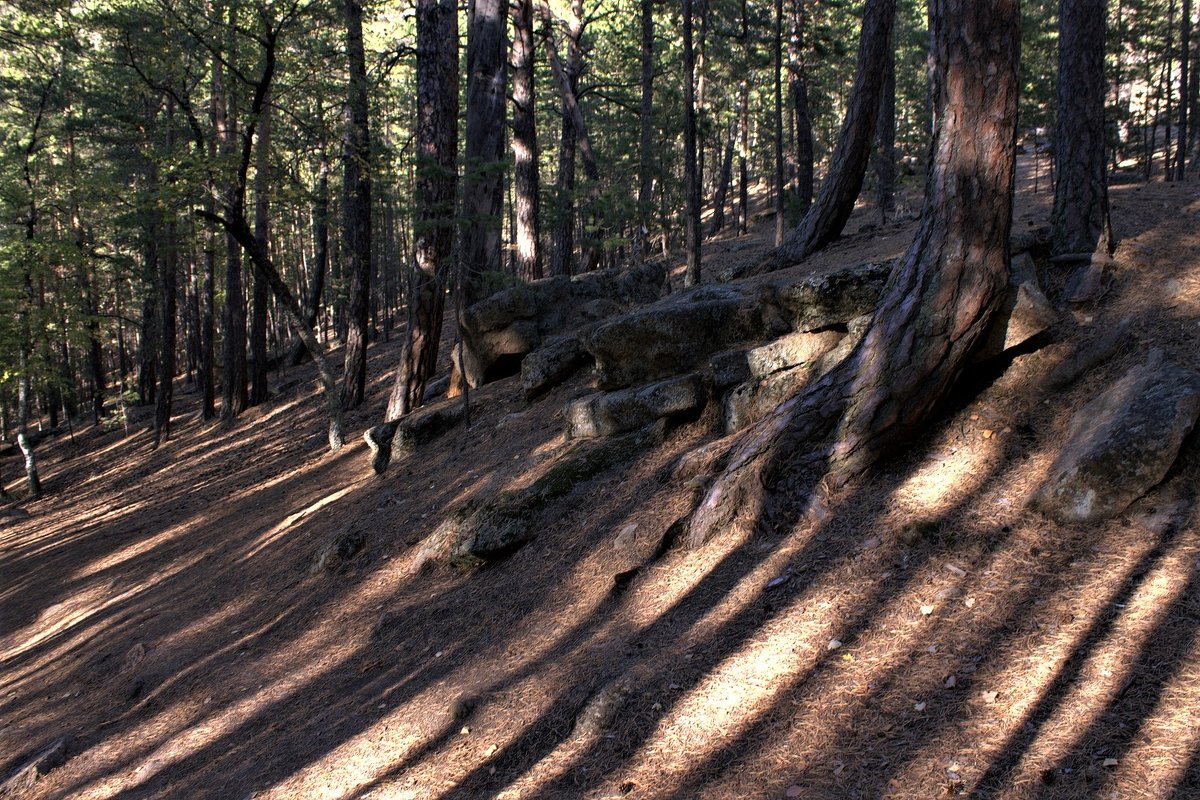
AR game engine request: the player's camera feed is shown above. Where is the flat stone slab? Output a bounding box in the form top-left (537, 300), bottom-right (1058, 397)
top-left (1030, 351), bottom-right (1200, 523)
top-left (566, 374), bottom-right (708, 439)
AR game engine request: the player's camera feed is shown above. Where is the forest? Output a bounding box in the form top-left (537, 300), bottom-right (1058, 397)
top-left (2, 0), bottom-right (1200, 797)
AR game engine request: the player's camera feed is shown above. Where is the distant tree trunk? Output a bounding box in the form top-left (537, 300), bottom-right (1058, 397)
top-left (1178, 0), bottom-right (1192, 180)
top-left (385, 0), bottom-right (458, 419)
top-left (462, 0), bottom-right (507, 303)
top-left (634, 0), bottom-right (654, 262)
top-left (707, 119), bottom-right (736, 237)
top-left (341, 0), bottom-right (373, 409)
top-left (138, 238), bottom-right (159, 407)
top-left (249, 96), bottom-right (271, 407)
top-left (217, 45), bottom-right (248, 419)
top-left (153, 220), bottom-right (178, 445)
top-left (789, 0), bottom-right (814, 215)
top-left (1051, 0), bottom-right (1114, 257)
top-left (688, 0), bottom-right (1018, 547)
top-left (288, 152), bottom-right (330, 367)
top-left (511, 0), bottom-right (541, 280)
top-left (683, 0), bottom-right (702, 286)
top-left (737, 80), bottom-right (750, 235)
top-left (874, 44), bottom-right (897, 222)
top-left (548, 12), bottom-right (580, 278)
top-left (760, 0), bottom-right (895, 271)
top-left (773, 0), bottom-right (785, 246)
top-left (1166, 0), bottom-right (1177, 180)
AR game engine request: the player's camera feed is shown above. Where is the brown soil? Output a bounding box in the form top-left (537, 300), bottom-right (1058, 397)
top-left (3, 166), bottom-right (1200, 800)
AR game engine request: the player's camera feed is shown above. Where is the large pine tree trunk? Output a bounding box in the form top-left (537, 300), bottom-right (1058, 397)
top-left (1051, 0), bottom-right (1114, 257)
top-left (341, 0), bottom-right (373, 409)
top-left (773, 0), bottom-right (786, 246)
top-left (249, 97), bottom-right (271, 407)
top-left (633, 0), bottom-right (654, 262)
top-left (742, 0), bottom-right (895, 276)
top-left (1179, 0), bottom-right (1192, 180)
top-left (788, 0), bottom-right (814, 215)
top-left (385, 0), bottom-right (458, 420)
top-left (683, 0), bottom-right (702, 286)
top-left (511, 0), bottom-right (540, 280)
top-left (688, 0), bottom-right (1019, 547)
top-left (874, 44), bottom-right (897, 222)
top-left (462, 0), bottom-right (507, 303)
top-left (217, 53), bottom-right (248, 420)
top-left (707, 119), bottom-right (736, 237)
top-left (153, 220), bottom-right (178, 445)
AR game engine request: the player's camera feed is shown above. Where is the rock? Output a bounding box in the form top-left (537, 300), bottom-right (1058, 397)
top-left (974, 252), bottom-right (1058, 361)
top-left (770, 261), bottom-right (891, 332)
top-left (723, 316), bottom-right (869, 433)
top-left (566, 374), bottom-right (708, 439)
top-left (457, 261), bottom-right (668, 388)
top-left (1, 736), bottom-right (72, 798)
top-left (1030, 351), bottom-right (1200, 523)
top-left (710, 329), bottom-right (845, 389)
top-left (365, 399), bottom-right (468, 475)
top-left (1062, 254), bottom-right (1112, 305)
top-left (586, 284), bottom-right (783, 389)
top-left (521, 335), bottom-right (592, 399)
top-left (422, 374), bottom-right (451, 403)
top-left (410, 424), bottom-right (662, 571)
top-left (573, 677), bottom-right (633, 738)
top-left (1010, 226), bottom-right (1050, 257)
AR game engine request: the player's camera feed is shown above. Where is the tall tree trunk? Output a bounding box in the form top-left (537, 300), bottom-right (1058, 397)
top-left (773, 0), bottom-right (786, 245)
top-left (217, 39), bottom-right (248, 419)
top-left (707, 119), bottom-right (736, 237)
top-left (1051, 0), bottom-right (1114, 257)
top-left (687, 0), bottom-right (1019, 548)
top-left (634, 0), bottom-right (654, 262)
top-left (789, 0), bottom-right (814, 216)
top-left (1166, 0), bottom-right (1177, 180)
top-left (511, 0), bottom-right (541, 280)
top-left (289, 152), bottom-right (330, 367)
top-left (1178, 0), bottom-right (1192, 180)
top-left (462, 0), bottom-right (507, 303)
top-left (249, 95), bottom-right (271, 407)
top-left (744, 0), bottom-right (895, 276)
top-left (341, 0), bottom-right (373, 409)
top-left (385, 0), bottom-right (458, 420)
top-left (683, 0), bottom-right (702, 286)
top-left (874, 44), bottom-right (897, 222)
top-left (153, 220), bottom-right (178, 445)
top-left (138, 237), bottom-right (159, 407)
top-left (737, 80), bottom-right (750, 236)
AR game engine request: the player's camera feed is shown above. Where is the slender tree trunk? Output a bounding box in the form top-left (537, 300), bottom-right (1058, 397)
top-left (462, 0), bottom-right (507, 303)
top-left (341, 0), bottom-right (373, 409)
top-left (874, 44), bottom-right (897, 222)
top-left (688, 0), bottom-right (1019, 547)
top-left (789, 0), bottom-right (814, 215)
top-left (773, 0), bottom-right (786, 245)
top-left (1051, 0), bottom-right (1115, 257)
top-left (153, 220), bottom-right (178, 445)
top-left (217, 44), bottom-right (248, 419)
top-left (683, 0), bottom-right (702, 286)
top-left (138, 238), bottom-right (159, 407)
top-left (511, 0), bottom-right (541, 280)
top-left (549, 25), bottom-right (579, 278)
top-left (707, 119), bottom-right (736, 237)
top-left (385, 0), bottom-right (458, 420)
top-left (737, 80), bottom-right (750, 236)
top-left (249, 96), bottom-right (271, 407)
top-left (1178, 0), bottom-right (1192, 180)
top-left (745, 0), bottom-right (895, 275)
top-left (634, 0), bottom-right (654, 262)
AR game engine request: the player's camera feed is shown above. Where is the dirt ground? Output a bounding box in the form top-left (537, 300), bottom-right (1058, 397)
top-left (3, 165), bottom-right (1200, 800)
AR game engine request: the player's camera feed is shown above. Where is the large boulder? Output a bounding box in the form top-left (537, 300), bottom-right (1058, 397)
top-left (566, 374), bottom-right (708, 439)
top-left (457, 261), bottom-right (668, 388)
top-left (769, 261), bottom-right (891, 331)
top-left (521, 335), bottom-right (592, 399)
top-left (1030, 351), bottom-right (1200, 523)
top-left (585, 283), bottom-right (787, 389)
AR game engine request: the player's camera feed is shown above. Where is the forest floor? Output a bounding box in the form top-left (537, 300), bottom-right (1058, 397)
top-left (3, 164), bottom-right (1200, 800)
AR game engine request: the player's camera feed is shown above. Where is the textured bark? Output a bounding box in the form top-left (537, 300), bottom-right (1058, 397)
top-left (288, 153), bottom-right (330, 367)
top-left (341, 0), bottom-right (373, 409)
top-left (773, 0), bottom-right (785, 246)
top-left (137, 239), bottom-right (158, 407)
top-left (688, 0), bottom-right (1019, 547)
top-left (153, 221), bottom-right (178, 445)
top-left (1051, 0), bottom-right (1114, 257)
top-left (683, 0), bottom-right (702, 286)
top-left (548, 5), bottom-right (580, 278)
top-left (1177, 0), bottom-right (1192, 180)
top-left (216, 38), bottom-right (248, 420)
top-left (462, 0), bottom-right (507, 302)
top-left (788, 0), bottom-right (814, 215)
top-left (634, 0), bottom-right (654, 261)
top-left (249, 96), bottom-right (271, 407)
top-left (765, 0), bottom-right (895, 269)
top-left (874, 44), bottom-right (896, 222)
top-left (707, 120), bottom-right (736, 237)
top-left (386, 0), bottom-right (458, 420)
top-left (737, 80), bottom-right (749, 235)
top-left (511, 0), bottom-right (540, 280)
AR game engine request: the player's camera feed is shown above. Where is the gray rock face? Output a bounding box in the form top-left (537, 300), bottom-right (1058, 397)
top-left (521, 335), bottom-right (592, 399)
top-left (457, 261), bottom-right (668, 388)
top-left (585, 284), bottom-right (785, 389)
top-left (975, 252), bottom-right (1058, 361)
top-left (711, 329), bottom-right (846, 390)
top-left (770, 261), bottom-right (891, 331)
top-left (566, 374), bottom-right (708, 439)
top-left (1030, 351), bottom-right (1200, 523)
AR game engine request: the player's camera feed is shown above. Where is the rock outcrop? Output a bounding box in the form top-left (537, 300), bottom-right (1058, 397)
top-left (1030, 350), bottom-right (1200, 523)
top-left (566, 374), bottom-right (708, 439)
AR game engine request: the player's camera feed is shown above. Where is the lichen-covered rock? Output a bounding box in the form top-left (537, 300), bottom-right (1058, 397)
top-left (521, 335), bottom-right (592, 399)
top-left (410, 425), bottom-right (663, 571)
top-left (566, 374), bottom-right (708, 439)
top-left (457, 261), bottom-right (668, 388)
top-left (710, 329), bottom-right (845, 390)
top-left (770, 261), bottom-right (891, 332)
top-left (585, 284), bottom-right (785, 389)
top-left (1030, 351), bottom-right (1200, 523)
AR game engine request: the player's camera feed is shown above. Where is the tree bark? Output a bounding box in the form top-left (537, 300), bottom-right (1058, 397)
top-left (752, 0), bottom-right (895, 274)
top-left (687, 0), bottom-right (1019, 548)
top-left (634, 0), bottom-right (654, 262)
top-left (874, 43), bottom-right (897, 222)
top-left (216, 34), bottom-right (248, 420)
top-left (153, 220), bottom-right (178, 445)
top-left (462, 0), bottom-right (507, 302)
top-left (788, 0), bottom-right (814, 215)
top-left (341, 0), bottom-right (373, 409)
top-left (1051, 0), bottom-right (1114, 257)
top-left (249, 95), bottom-right (271, 407)
top-left (683, 0), bottom-right (702, 286)
top-left (1177, 0), bottom-right (1192, 180)
top-left (773, 0), bottom-right (785, 246)
top-left (707, 119), bottom-right (736, 237)
top-left (737, 80), bottom-right (749, 236)
top-left (385, 0), bottom-right (458, 420)
top-left (511, 0), bottom-right (541, 280)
